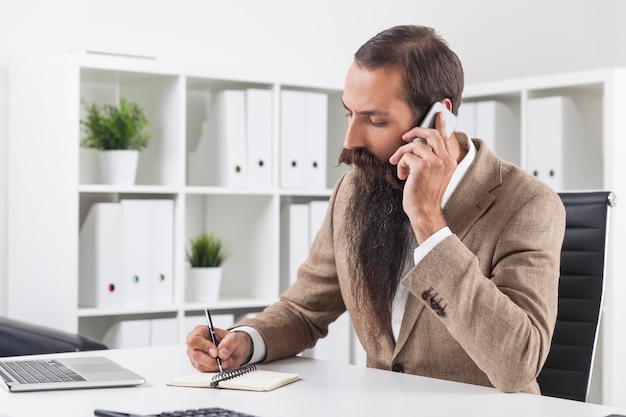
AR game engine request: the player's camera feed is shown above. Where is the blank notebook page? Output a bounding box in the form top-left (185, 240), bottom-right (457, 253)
top-left (167, 369), bottom-right (301, 392)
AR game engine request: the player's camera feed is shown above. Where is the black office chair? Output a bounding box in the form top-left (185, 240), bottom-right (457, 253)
top-left (537, 191), bottom-right (616, 402)
top-left (0, 316), bottom-right (108, 357)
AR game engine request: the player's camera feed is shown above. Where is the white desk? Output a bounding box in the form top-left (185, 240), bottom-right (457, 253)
top-left (1, 345), bottom-right (625, 417)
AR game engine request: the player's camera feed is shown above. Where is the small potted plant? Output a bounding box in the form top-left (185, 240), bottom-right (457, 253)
top-left (80, 97), bottom-right (150, 185)
top-left (186, 232), bottom-right (230, 303)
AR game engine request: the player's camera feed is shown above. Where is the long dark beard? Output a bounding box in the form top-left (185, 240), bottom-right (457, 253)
top-left (338, 148), bottom-right (411, 337)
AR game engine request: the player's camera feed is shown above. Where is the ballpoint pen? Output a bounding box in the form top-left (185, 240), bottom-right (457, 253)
top-left (205, 308), bottom-right (224, 373)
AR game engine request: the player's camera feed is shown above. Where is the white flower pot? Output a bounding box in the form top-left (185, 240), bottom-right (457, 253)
top-left (186, 267), bottom-right (223, 303)
top-left (98, 150), bottom-right (139, 185)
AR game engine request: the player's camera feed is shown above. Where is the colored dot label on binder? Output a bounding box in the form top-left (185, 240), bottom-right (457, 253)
top-left (108, 284), bottom-right (115, 292)
top-left (132, 275), bottom-right (139, 283)
top-left (158, 274), bottom-right (165, 282)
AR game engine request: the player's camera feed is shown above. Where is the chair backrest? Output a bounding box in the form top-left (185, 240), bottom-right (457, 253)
top-left (537, 191), bottom-right (616, 402)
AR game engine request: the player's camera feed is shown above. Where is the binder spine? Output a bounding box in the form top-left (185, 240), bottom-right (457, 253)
top-left (210, 363), bottom-right (257, 387)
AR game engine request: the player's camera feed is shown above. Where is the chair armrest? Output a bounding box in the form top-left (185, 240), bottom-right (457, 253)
top-left (0, 317), bottom-right (108, 357)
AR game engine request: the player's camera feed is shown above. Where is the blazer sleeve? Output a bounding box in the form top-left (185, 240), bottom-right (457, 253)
top-left (402, 190), bottom-right (565, 392)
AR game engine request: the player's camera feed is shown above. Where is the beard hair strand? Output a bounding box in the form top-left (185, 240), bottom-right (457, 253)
top-left (339, 148), bottom-right (411, 337)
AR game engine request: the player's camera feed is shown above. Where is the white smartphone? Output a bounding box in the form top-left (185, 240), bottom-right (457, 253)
top-left (415, 101), bottom-right (458, 140)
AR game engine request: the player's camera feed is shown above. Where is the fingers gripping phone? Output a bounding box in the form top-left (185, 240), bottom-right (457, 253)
top-left (414, 101), bottom-right (458, 141)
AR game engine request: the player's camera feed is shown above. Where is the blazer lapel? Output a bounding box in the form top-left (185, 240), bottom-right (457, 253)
top-left (443, 138), bottom-right (501, 240)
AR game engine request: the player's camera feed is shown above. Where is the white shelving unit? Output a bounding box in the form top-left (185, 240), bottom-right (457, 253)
top-left (8, 54), bottom-right (626, 406)
top-left (461, 68), bottom-right (626, 407)
top-left (7, 52), bottom-right (346, 345)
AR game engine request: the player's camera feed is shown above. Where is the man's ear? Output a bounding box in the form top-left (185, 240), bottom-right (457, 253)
top-left (441, 98), bottom-right (453, 112)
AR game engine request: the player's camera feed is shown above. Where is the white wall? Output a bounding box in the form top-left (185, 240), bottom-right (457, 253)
top-left (1, 2), bottom-right (10, 317)
top-left (1, 0), bottom-right (625, 358)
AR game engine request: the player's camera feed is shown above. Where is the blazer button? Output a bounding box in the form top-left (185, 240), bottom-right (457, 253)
top-left (391, 363), bottom-right (404, 373)
top-left (421, 291), bottom-right (430, 300)
top-left (430, 300), bottom-right (439, 310)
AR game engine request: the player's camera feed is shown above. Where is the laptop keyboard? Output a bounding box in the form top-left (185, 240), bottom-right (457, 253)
top-left (0, 359), bottom-right (86, 384)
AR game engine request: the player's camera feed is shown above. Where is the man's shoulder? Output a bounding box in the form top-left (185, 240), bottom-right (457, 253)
top-left (471, 141), bottom-right (563, 215)
top-left (474, 140), bottom-right (558, 196)
top-left (495, 162), bottom-right (565, 225)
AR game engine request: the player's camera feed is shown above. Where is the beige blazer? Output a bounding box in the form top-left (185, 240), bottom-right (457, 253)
top-left (237, 137), bottom-right (566, 394)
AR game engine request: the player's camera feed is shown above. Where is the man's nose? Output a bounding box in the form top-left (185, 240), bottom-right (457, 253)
top-left (343, 122), bottom-right (365, 149)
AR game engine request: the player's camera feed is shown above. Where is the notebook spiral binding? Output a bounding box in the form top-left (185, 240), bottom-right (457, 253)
top-left (210, 364), bottom-right (257, 387)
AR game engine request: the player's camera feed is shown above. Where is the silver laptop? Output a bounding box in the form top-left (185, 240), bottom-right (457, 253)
top-left (0, 356), bottom-right (145, 392)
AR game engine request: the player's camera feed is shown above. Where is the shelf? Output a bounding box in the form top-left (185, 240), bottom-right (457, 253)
top-left (78, 305), bottom-right (180, 318)
top-left (78, 297), bottom-right (275, 318)
top-left (78, 184), bottom-right (182, 194)
top-left (182, 297), bottom-right (277, 312)
top-left (7, 53), bottom-right (341, 345)
top-left (184, 186), bottom-right (276, 197)
top-left (279, 188), bottom-right (334, 198)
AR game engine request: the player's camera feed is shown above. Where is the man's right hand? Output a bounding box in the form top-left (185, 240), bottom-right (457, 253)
top-left (186, 325), bottom-right (253, 372)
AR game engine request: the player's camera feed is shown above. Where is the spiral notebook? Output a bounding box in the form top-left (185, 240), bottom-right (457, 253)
top-left (167, 364), bottom-right (300, 392)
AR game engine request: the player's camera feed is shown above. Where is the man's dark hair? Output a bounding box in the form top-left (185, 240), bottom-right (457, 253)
top-left (354, 25), bottom-right (464, 126)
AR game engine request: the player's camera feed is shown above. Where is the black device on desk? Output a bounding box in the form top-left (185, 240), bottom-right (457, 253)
top-left (94, 407), bottom-right (259, 417)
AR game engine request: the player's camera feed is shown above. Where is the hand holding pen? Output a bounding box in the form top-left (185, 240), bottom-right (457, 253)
top-left (204, 308), bottom-right (224, 373)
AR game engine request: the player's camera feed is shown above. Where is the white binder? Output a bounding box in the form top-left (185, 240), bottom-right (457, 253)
top-left (103, 320), bottom-right (151, 349)
top-left (303, 92), bottom-right (328, 190)
top-left (474, 101), bottom-right (498, 150)
top-left (456, 102), bottom-right (476, 138)
top-left (150, 318), bottom-right (179, 347)
top-left (458, 100), bottom-right (519, 164)
top-left (280, 90), bottom-right (329, 190)
top-left (210, 90), bottom-right (248, 187)
top-left (280, 90), bottom-right (306, 188)
top-left (120, 199), bottom-right (152, 307)
top-left (246, 88), bottom-right (273, 188)
top-left (527, 96), bottom-right (600, 190)
top-left (308, 200), bottom-right (329, 246)
top-left (78, 203), bottom-right (123, 308)
top-left (149, 199), bottom-right (174, 305)
top-left (474, 101), bottom-right (518, 164)
top-left (288, 203), bottom-right (310, 284)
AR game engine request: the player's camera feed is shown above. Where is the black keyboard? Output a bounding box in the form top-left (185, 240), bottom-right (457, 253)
top-left (153, 409), bottom-right (258, 417)
top-left (94, 407), bottom-right (261, 417)
top-left (0, 359), bottom-right (85, 384)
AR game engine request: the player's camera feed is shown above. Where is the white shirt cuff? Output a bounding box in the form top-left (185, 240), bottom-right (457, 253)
top-left (413, 227), bottom-right (452, 265)
top-left (232, 326), bottom-right (267, 364)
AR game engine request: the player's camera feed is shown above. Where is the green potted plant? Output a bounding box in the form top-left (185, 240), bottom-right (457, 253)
top-left (80, 97), bottom-right (150, 185)
top-left (186, 232), bottom-right (230, 303)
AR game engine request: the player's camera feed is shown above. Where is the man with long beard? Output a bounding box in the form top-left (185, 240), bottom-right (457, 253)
top-left (186, 25), bottom-right (566, 394)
